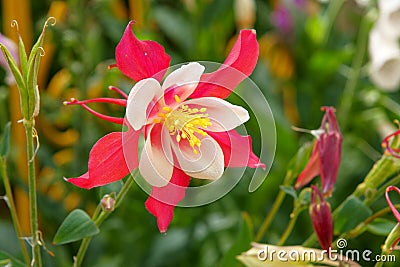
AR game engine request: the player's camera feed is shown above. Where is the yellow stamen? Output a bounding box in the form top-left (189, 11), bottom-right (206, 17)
top-left (151, 102), bottom-right (211, 154)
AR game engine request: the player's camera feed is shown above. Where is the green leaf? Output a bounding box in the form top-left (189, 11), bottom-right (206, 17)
top-left (53, 209), bottom-right (99, 245)
top-left (284, 142), bottom-right (313, 185)
top-left (0, 250), bottom-right (25, 267)
top-left (219, 212), bottom-right (253, 267)
top-left (0, 122), bottom-right (11, 158)
top-left (334, 196), bottom-right (372, 235)
top-left (367, 218), bottom-right (397, 236)
top-left (280, 185), bottom-right (297, 200)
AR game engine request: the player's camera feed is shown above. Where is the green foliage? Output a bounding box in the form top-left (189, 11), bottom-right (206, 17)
top-left (334, 196), bottom-right (372, 235)
top-left (0, 122), bottom-right (10, 158)
top-left (53, 209), bottom-right (99, 245)
top-left (0, 250), bottom-right (25, 267)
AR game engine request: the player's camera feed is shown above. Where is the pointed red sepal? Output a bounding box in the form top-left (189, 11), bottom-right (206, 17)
top-left (207, 129), bottom-right (265, 169)
top-left (66, 129), bottom-right (140, 189)
top-left (115, 21), bottom-right (171, 82)
top-left (295, 141), bottom-right (321, 190)
top-left (309, 185), bottom-right (333, 251)
top-left (145, 167), bottom-right (190, 233)
top-left (190, 30), bottom-right (259, 99)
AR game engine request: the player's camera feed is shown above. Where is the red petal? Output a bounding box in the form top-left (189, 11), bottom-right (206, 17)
top-left (145, 167), bottom-right (190, 233)
top-left (190, 30), bottom-right (259, 99)
top-left (115, 21), bottom-right (170, 82)
top-left (206, 130), bottom-right (265, 169)
top-left (67, 129), bottom-right (140, 189)
top-left (319, 132), bottom-right (342, 196)
top-left (294, 141), bottom-right (321, 190)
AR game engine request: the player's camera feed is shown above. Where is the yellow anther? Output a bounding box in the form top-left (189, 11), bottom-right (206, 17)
top-left (157, 102), bottom-right (211, 154)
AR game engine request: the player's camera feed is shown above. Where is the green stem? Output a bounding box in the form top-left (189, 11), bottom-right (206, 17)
top-left (339, 13), bottom-right (372, 129)
top-left (0, 159), bottom-right (30, 265)
top-left (323, 0), bottom-right (345, 45)
top-left (73, 174), bottom-right (135, 267)
top-left (364, 173), bottom-right (400, 207)
top-left (255, 188), bottom-right (286, 242)
top-left (24, 120), bottom-right (41, 267)
top-left (278, 210), bottom-right (302, 246)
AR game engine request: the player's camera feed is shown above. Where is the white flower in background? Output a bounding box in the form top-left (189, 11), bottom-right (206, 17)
top-left (355, 0), bottom-right (370, 8)
top-left (368, 0), bottom-right (400, 91)
top-left (0, 33), bottom-right (18, 85)
top-left (377, 0), bottom-right (400, 39)
top-left (369, 26), bottom-right (400, 91)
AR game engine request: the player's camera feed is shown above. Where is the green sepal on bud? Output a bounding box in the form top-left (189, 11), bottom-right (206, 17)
top-left (0, 17), bottom-right (55, 121)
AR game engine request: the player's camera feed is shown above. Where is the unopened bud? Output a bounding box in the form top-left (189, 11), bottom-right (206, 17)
top-left (100, 194), bottom-right (115, 212)
top-left (309, 186), bottom-right (332, 250)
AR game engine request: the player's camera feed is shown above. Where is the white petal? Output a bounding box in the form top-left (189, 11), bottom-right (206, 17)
top-left (378, 0), bottom-right (400, 38)
top-left (162, 62), bottom-right (205, 99)
top-left (126, 78), bottom-right (162, 130)
top-left (183, 97), bottom-right (250, 132)
top-left (369, 26), bottom-right (400, 91)
top-left (139, 126), bottom-right (173, 187)
top-left (173, 135), bottom-right (224, 180)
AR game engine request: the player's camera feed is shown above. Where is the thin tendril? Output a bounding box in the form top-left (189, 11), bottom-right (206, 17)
top-left (29, 128), bottom-right (40, 163)
top-left (44, 17), bottom-right (56, 27)
top-left (10, 20), bottom-right (19, 31)
top-left (38, 47), bottom-right (45, 57)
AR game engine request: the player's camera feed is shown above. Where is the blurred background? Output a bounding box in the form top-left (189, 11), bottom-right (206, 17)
top-left (0, 0), bottom-right (399, 266)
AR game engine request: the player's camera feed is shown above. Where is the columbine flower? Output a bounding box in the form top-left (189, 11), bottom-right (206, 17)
top-left (65, 21), bottom-right (264, 232)
top-left (385, 186), bottom-right (400, 250)
top-left (309, 185), bottom-right (333, 251)
top-left (294, 107), bottom-right (342, 196)
top-left (0, 33), bottom-right (19, 85)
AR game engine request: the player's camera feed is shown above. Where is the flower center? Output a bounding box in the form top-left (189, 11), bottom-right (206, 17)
top-left (153, 95), bottom-right (212, 154)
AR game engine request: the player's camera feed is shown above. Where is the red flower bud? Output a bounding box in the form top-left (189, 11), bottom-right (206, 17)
top-left (295, 107), bottom-right (342, 196)
top-left (309, 185), bottom-right (333, 251)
